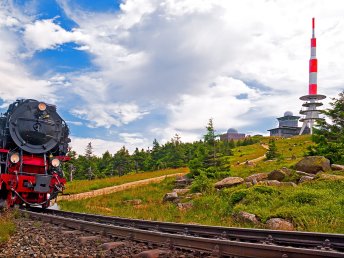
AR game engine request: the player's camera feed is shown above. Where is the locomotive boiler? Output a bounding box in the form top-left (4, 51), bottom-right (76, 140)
top-left (0, 99), bottom-right (70, 208)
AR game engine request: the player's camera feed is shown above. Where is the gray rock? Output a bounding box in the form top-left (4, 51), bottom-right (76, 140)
top-left (280, 167), bottom-right (293, 176)
top-left (266, 218), bottom-right (294, 231)
top-left (299, 176), bottom-right (314, 184)
top-left (331, 164), bottom-right (344, 171)
top-left (175, 176), bottom-right (192, 188)
top-left (245, 173), bottom-right (268, 183)
top-left (295, 156), bottom-right (331, 174)
top-left (268, 170), bottom-right (286, 181)
top-left (215, 177), bottom-right (244, 189)
top-left (163, 192), bottom-right (178, 202)
top-left (235, 211), bottom-right (260, 225)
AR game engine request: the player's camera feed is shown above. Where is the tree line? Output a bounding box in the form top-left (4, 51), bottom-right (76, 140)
top-left (63, 120), bottom-right (261, 181)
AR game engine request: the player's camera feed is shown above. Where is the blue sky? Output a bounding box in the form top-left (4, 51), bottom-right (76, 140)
top-left (0, 0), bottom-right (343, 155)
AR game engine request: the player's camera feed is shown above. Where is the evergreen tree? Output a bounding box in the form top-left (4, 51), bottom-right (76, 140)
top-left (308, 90), bottom-right (344, 164)
top-left (85, 142), bottom-right (93, 159)
top-left (265, 139), bottom-right (279, 160)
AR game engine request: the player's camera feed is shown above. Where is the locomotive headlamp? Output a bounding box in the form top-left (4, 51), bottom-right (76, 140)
top-left (10, 153), bottom-right (20, 163)
top-left (51, 158), bottom-right (60, 167)
top-left (38, 102), bottom-right (47, 111)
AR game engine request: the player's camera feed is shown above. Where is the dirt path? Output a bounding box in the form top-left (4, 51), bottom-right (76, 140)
top-left (238, 143), bottom-right (269, 165)
top-left (58, 173), bottom-right (186, 201)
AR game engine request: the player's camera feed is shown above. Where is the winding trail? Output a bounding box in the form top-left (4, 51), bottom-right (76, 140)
top-left (58, 172), bottom-right (186, 201)
top-left (238, 143), bottom-right (269, 165)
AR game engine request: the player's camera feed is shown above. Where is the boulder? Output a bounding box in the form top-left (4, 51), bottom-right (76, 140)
top-left (215, 177), bottom-right (244, 189)
top-left (280, 167), bottom-right (293, 176)
top-left (266, 218), bottom-right (294, 231)
top-left (331, 164), bottom-right (344, 171)
top-left (299, 176), bottom-right (314, 184)
top-left (235, 211), bottom-right (260, 225)
top-left (163, 192), bottom-right (178, 202)
top-left (257, 180), bottom-right (281, 186)
top-left (245, 173), bottom-right (268, 183)
top-left (268, 170), bottom-right (286, 181)
top-left (295, 156), bottom-right (331, 174)
top-left (175, 176), bottom-right (192, 188)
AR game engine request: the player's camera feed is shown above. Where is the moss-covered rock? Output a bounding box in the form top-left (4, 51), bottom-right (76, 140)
top-left (295, 156), bottom-right (331, 174)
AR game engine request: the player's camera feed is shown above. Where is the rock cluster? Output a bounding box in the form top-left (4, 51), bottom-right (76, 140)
top-left (234, 211), bottom-right (294, 231)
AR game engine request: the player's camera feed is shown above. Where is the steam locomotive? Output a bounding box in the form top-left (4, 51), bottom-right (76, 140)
top-left (0, 99), bottom-right (70, 208)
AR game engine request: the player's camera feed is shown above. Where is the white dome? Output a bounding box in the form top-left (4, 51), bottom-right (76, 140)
top-left (227, 128), bottom-right (238, 134)
top-left (284, 111), bottom-right (293, 117)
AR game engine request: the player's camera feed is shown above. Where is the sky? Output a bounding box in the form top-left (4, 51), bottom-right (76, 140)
top-left (0, 0), bottom-right (343, 156)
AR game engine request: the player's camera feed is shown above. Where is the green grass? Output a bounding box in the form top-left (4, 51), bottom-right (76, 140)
top-left (60, 135), bottom-right (344, 233)
top-left (0, 211), bottom-right (16, 243)
top-left (231, 135), bottom-right (313, 178)
top-left (64, 167), bottom-right (188, 194)
top-left (230, 143), bottom-right (266, 164)
top-left (60, 177), bottom-right (344, 233)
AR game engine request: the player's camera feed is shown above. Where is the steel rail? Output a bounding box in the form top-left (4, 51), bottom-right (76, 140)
top-left (22, 209), bottom-right (344, 258)
top-left (27, 207), bottom-right (344, 252)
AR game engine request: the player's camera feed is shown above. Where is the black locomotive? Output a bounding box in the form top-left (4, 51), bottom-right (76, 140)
top-left (0, 99), bottom-right (70, 208)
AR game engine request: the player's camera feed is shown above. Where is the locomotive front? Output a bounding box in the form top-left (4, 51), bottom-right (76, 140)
top-left (0, 99), bottom-right (70, 208)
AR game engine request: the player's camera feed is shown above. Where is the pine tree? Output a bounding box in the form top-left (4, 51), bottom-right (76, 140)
top-left (308, 90), bottom-right (344, 164)
top-left (85, 142), bottom-right (93, 159)
top-left (265, 139), bottom-right (279, 160)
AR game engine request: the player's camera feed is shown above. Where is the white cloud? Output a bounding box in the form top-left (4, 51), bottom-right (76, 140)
top-left (23, 18), bottom-right (87, 51)
top-left (119, 132), bottom-right (147, 145)
top-left (70, 136), bottom-right (124, 156)
top-left (2, 0), bottom-right (344, 155)
top-left (71, 102), bottom-right (149, 128)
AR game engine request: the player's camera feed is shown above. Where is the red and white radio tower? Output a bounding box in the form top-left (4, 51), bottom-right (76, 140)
top-left (299, 18), bottom-right (326, 135)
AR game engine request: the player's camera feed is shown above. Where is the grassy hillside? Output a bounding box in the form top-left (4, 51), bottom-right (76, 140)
top-left (64, 167), bottom-right (188, 195)
top-left (59, 176), bottom-right (344, 233)
top-left (59, 135), bottom-right (344, 233)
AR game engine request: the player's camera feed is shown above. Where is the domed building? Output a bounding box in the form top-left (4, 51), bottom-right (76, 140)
top-left (268, 111), bottom-right (309, 137)
top-left (220, 128), bottom-right (246, 141)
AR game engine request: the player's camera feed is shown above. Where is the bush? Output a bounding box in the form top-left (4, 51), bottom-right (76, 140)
top-left (230, 189), bottom-right (248, 205)
top-left (190, 172), bottom-right (214, 193)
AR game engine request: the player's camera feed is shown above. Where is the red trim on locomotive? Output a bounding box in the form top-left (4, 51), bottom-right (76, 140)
top-left (0, 150), bottom-right (67, 208)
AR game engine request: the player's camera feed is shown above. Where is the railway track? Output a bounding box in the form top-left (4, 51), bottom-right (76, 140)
top-left (22, 208), bottom-right (344, 258)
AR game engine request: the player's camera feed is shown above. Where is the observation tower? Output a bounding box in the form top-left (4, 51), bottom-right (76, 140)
top-left (299, 18), bottom-right (326, 135)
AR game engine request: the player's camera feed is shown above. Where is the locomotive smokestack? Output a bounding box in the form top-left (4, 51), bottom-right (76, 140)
top-left (309, 17), bottom-right (317, 95)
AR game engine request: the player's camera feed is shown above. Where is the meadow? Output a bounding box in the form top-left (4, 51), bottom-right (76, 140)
top-left (59, 176), bottom-right (344, 233)
top-left (64, 167), bottom-right (188, 195)
top-left (59, 135), bottom-right (344, 233)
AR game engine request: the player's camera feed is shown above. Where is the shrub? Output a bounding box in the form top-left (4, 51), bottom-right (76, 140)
top-left (230, 189), bottom-right (248, 205)
top-left (190, 172), bottom-right (214, 193)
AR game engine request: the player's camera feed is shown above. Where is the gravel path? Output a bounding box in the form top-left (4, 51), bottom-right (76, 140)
top-left (0, 216), bottom-right (212, 257)
top-left (59, 173), bottom-right (186, 201)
